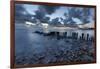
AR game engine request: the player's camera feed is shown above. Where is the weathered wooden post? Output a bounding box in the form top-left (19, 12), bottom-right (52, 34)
top-left (90, 36), bottom-right (94, 42)
top-left (75, 32), bottom-right (78, 40)
top-left (72, 32), bottom-right (73, 39)
top-left (86, 33), bottom-right (89, 41)
top-left (82, 33), bottom-right (84, 40)
top-left (63, 32), bottom-right (67, 38)
top-left (72, 32), bottom-right (78, 40)
top-left (57, 32), bottom-right (60, 40)
top-left (61, 32), bottom-right (64, 39)
top-left (62, 32), bottom-right (64, 39)
top-left (65, 32), bottom-right (67, 38)
top-left (50, 32), bottom-right (55, 39)
top-left (80, 36), bottom-right (82, 40)
top-left (72, 32), bottom-right (74, 39)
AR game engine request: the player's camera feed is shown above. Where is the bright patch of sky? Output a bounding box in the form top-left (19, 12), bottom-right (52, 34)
top-left (72, 17), bottom-right (83, 24)
top-left (23, 4), bottom-right (39, 15)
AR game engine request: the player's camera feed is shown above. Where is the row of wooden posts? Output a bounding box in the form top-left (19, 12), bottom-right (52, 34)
top-left (35, 31), bottom-right (94, 41)
top-left (47, 32), bottom-right (94, 41)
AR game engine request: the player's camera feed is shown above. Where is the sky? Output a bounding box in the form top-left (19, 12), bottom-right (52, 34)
top-left (16, 4), bottom-right (95, 24)
top-left (23, 4), bottom-right (69, 20)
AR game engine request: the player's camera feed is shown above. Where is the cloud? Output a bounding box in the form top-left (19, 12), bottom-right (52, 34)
top-left (40, 5), bottom-right (60, 15)
top-left (34, 5), bottom-right (60, 22)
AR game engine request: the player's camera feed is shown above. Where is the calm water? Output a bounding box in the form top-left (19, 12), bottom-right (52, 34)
top-left (15, 23), bottom-right (95, 64)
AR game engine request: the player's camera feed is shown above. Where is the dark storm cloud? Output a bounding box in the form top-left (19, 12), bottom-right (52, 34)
top-left (63, 7), bottom-right (93, 24)
top-left (40, 5), bottom-right (60, 15)
top-left (42, 17), bottom-right (50, 23)
top-left (15, 4), bottom-right (26, 17)
top-left (34, 5), bottom-right (60, 22)
top-left (15, 4), bottom-right (28, 23)
top-left (50, 17), bottom-right (61, 25)
top-left (15, 4), bottom-right (25, 12)
top-left (34, 9), bottom-right (46, 20)
top-left (15, 4), bottom-right (35, 23)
